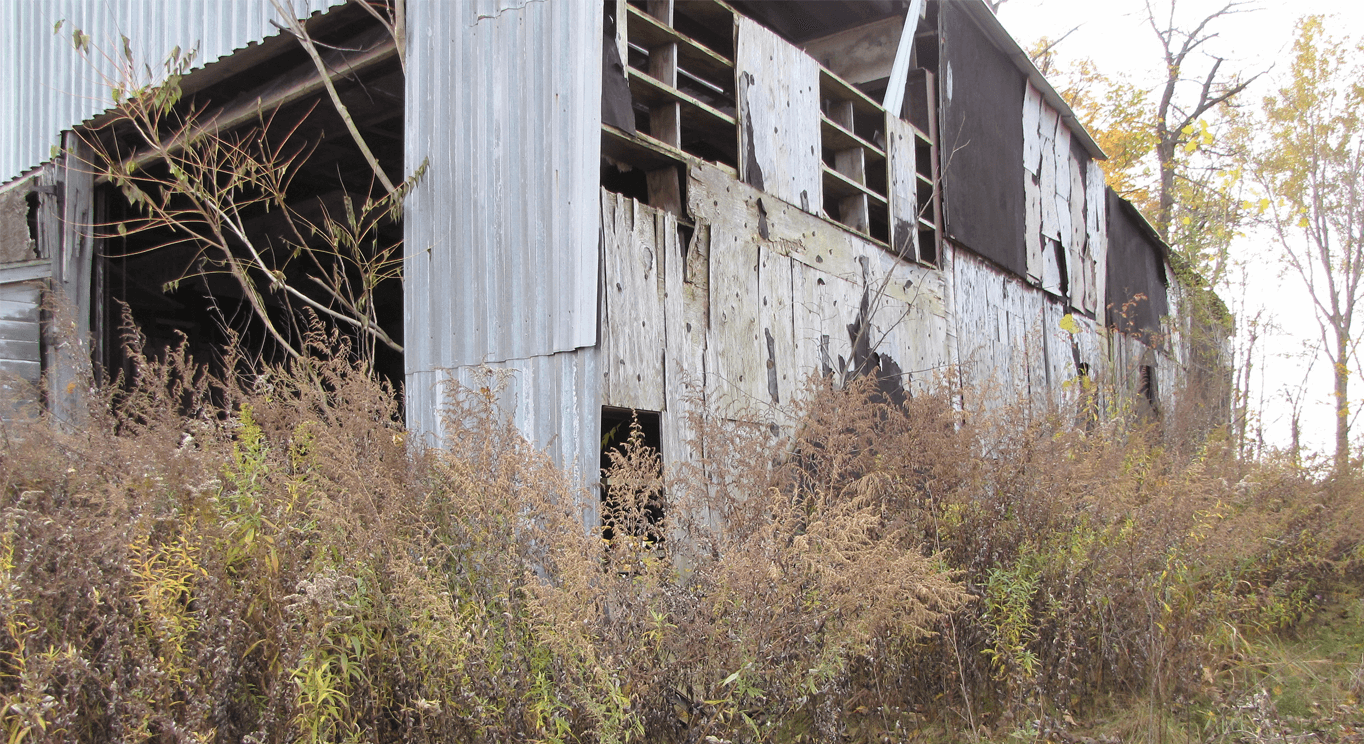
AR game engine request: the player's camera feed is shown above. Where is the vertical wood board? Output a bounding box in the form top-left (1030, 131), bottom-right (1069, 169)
top-left (736, 17), bottom-right (822, 214)
top-left (601, 193), bottom-right (667, 411)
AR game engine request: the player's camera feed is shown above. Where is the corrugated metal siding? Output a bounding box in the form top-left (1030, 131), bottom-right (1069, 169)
top-left (403, 0), bottom-right (603, 459)
top-left (1, 0), bottom-right (343, 182)
top-left (406, 347), bottom-right (601, 505)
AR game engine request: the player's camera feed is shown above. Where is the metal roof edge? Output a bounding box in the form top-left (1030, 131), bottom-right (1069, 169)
top-left (954, 0), bottom-right (1107, 161)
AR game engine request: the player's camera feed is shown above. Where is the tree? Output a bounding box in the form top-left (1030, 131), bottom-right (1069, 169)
top-left (1029, 0), bottom-right (1257, 286)
top-left (1255, 16), bottom-right (1364, 474)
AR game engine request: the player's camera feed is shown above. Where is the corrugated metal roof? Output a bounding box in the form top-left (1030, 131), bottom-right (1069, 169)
top-left (1, 0), bottom-right (344, 182)
top-left (403, 0), bottom-right (603, 451)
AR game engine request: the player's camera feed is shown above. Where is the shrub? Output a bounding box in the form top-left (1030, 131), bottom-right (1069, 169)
top-left (0, 331), bottom-right (1357, 743)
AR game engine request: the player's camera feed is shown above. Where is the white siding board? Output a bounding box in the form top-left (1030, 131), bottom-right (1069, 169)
top-left (735, 17), bottom-right (822, 214)
top-left (600, 193), bottom-right (666, 411)
top-left (758, 245), bottom-right (797, 410)
top-left (1022, 82), bottom-right (1043, 176)
top-left (1024, 175), bottom-right (1042, 283)
top-left (886, 113), bottom-right (918, 261)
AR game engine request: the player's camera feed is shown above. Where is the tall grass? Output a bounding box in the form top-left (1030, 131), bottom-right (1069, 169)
top-left (0, 328), bottom-right (1358, 743)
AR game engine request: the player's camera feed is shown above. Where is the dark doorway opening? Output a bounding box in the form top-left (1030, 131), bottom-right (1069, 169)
top-left (599, 406), bottom-right (665, 545)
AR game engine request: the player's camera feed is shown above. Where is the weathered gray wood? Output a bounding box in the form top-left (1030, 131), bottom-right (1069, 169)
top-left (601, 193), bottom-right (667, 411)
top-left (0, 259), bottom-right (51, 285)
top-left (1038, 104), bottom-right (1059, 240)
top-left (1022, 82), bottom-right (1043, 176)
top-left (648, 42), bottom-right (683, 147)
top-left (645, 0), bottom-right (673, 25)
top-left (736, 16), bottom-right (822, 214)
top-left (662, 210), bottom-right (706, 471)
top-left (1024, 175), bottom-right (1042, 283)
top-left (758, 245), bottom-right (796, 411)
top-left (801, 16), bottom-right (903, 86)
top-left (1086, 160), bottom-right (1108, 320)
top-left (1042, 238), bottom-right (1063, 297)
top-left (47, 134), bottom-right (97, 425)
top-left (886, 113), bottom-right (918, 262)
top-left (1054, 123), bottom-right (1073, 250)
top-left (0, 280), bottom-right (43, 418)
top-left (647, 166), bottom-right (684, 215)
top-left (1068, 154), bottom-right (1088, 308)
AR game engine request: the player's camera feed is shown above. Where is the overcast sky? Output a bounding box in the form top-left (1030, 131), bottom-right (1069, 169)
top-left (995, 0), bottom-right (1364, 459)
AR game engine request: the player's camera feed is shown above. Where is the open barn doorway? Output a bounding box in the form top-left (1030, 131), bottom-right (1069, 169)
top-left (90, 3), bottom-right (407, 396)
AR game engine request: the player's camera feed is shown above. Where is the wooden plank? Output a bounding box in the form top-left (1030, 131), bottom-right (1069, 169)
top-left (801, 16), bottom-right (903, 86)
top-left (792, 260), bottom-right (859, 382)
top-left (881, 0), bottom-right (925, 118)
top-left (1022, 82), bottom-right (1043, 176)
top-left (1042, 238), bottom-right (1064, 297)
top-left (758, 246), bottom-right (796, 414)
top-left (706, 225), bottom-right (761, 409)
top-left (1038, 104), bottom-right (1060, 240)
top-left (1024, 174), bottom-right (1042, 283)
top-left (0, 317), bottom-right (39, 344)
top-left (1086, 159), bottom-right (1107, 320)
top-left (886, 113), bottom-right (918, 262)
top-left (1068, 155), bottom-right (1088, 308)
top-left (821, 166), bottom-right (888, 204)
top-left (50, 135), bottom-right (95, 426)
top-left (1054, 123), bottom-right (1073, 249)
top-left (625, 4), bottom-right (734, 89)
top-left (736, 16), bottom-right (823, 214)
top-left (647, 166), bottom-right (685, 214)
top-left (601, 192), bottom-right (667, 411)
top-left (0, 338), bottom-right (38, 362)
top-left (0, 259), bottom-right (50, 286)
top-left (820, 115), bottom-right (885, 157)
top-left (0, 359), bottom-right (40, 383)
top-left (662, 211), bottom-right (707, 470)
top-left (645, 0), bottom-right (673, 25)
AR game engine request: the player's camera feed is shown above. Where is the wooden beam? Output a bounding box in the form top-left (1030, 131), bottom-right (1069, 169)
top-left (882, 0), bottom-right (924, 118)
top-left (801, 16), bottom-right (904, 86)
top-left (106, 28), bottom-right (397, 181)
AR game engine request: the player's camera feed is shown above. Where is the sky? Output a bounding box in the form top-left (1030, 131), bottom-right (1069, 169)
top-left (995, 0), bottom-right (1364, 459)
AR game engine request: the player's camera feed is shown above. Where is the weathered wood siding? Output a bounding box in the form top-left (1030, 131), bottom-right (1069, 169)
top-left (0, 280), bottom-right (42, 394)
top-left (1021, 82), bottom-right (1104, 320)
top-left (735, 16), bottom-right (822, 214)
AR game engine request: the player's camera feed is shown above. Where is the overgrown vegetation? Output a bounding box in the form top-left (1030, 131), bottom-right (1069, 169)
top-left (1, 329), bottom-right (1360, 743)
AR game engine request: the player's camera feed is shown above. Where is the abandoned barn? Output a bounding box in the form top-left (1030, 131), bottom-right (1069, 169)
top-left (0, 0), bottom-right (1225, 521)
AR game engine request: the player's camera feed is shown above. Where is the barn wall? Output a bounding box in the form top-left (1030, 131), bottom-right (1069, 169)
top-left (404, 0), bottom-right (603, 470)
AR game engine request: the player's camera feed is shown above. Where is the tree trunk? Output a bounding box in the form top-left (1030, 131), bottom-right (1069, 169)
top-left (1334, 328), bottom-right (1352, 475)
top-left (1156, 137), bottom-right (1176, 237)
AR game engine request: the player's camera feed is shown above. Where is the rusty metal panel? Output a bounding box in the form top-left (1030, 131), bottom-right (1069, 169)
top-left (0, 0), bottom-right (344, 182)
top-left (403, 0), bottom-right (601, 373)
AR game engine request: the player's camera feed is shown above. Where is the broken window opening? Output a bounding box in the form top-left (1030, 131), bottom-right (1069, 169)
top-left (599, 406), bottom-right (666, 553)
top-left (603, 0), bottom-right (740, 176)
top-left (601, 161), bottom-right (651, 204)
top-left (24, 191), bottom-right (40, 250)
top-left (1138, 364), bottom-right (1159, 416)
